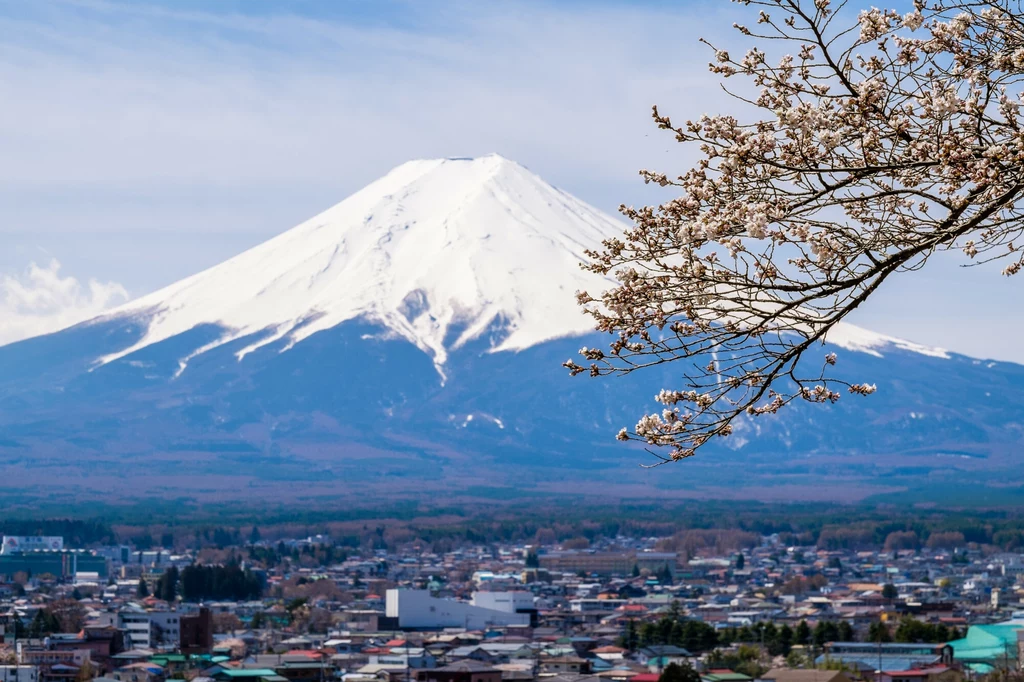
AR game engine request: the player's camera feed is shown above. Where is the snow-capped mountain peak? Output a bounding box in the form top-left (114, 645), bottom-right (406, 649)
top-left (84, 153), bottom-right (950, 379)
top-left (96, 154), bottom-right (624, 373)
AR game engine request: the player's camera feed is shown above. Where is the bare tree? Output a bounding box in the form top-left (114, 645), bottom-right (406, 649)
top-left (568, 0), bottom-right (1024, 464)
top-left (48, 599), bottom-right (86, 633)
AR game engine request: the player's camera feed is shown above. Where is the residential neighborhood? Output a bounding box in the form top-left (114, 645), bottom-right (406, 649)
top-left (1, 530), bottom-right (1023, 682)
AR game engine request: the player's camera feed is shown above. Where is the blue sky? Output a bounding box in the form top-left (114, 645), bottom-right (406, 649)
top-left (1, 0), bottom-right (1019, 360)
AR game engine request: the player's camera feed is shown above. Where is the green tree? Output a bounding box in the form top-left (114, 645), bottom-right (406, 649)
top-left (795, 620), bottom-right (811, 646)
top-left (28, 609), bottom-right (60, 637)
top-left (155, 566), bottom-right (179, 602)
top-left (868, 621), bottom-right (892, 644)
top-left (137, 577), bottom-right (149, 599)
top-left (656, 564), bottom-right (673, 585)
top-left (249, 526), bottom-right (262, 545)
top-left (838, 621), bottom-right (855, 642)
top-left (776, 624), bottom-right (794, 656)
top-left (735, 553), bottom-right (745, 570)
top-left (814, 621), bottom-right (840, 647)
top-left (660, 663), bottom-right (701, 682)
top-left (619, 618), bottom-right (639, 650)
top-left (882, 583), bottom-right (899, 601)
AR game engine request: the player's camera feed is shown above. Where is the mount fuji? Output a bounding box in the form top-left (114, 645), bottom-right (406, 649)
top-left (1, 154), bottom-right (1023, 505)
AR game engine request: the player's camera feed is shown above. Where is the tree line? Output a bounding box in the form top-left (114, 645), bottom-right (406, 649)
top-left (180, 563), bottom-right (262, 601)
top-left (620, 613), bottom-right (958, 657)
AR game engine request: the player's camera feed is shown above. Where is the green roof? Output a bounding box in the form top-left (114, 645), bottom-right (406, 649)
top-left (949, 624), bottom-right (1022, 664)
top-left (703, 674), bottom-right (753, 682)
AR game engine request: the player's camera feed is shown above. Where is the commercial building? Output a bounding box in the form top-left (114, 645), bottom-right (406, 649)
top-left (0, 551), bottom-right (109, 581)
top-left (538, 552), bottom-right (677, 577)
top-left (385, 590), bottom-right (532, 630)
top-left (1, 537), bottom-right (63, 555)
top-left (117, 611), bottom-right (183, 650)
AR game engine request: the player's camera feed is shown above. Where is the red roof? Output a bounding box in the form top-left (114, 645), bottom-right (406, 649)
top-left (285, 650), bottom-right (323, 659)
top-left (386, 639), bottom-right (408, 647)
top-left (632, 675), bottom-right (660, 682)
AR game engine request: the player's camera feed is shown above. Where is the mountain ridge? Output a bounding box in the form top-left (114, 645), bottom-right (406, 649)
top-left (0, 154), bottom-right (1019, 503)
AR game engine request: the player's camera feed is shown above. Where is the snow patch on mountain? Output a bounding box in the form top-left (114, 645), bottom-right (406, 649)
top-left (826, 323), bottom-right (949, 359)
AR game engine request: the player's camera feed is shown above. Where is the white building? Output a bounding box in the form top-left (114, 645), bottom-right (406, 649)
top-left (117, 610), bottom-right (182, 649)
top-left (0, 666), bottom-right (39, 682)
top-left (385, 589), bottom-right (532, 629)
top-left (1, 537), bottom-right (62, 555)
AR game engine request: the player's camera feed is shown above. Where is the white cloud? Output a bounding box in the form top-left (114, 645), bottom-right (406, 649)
top-left (0, 260), bottom-right (128, 346)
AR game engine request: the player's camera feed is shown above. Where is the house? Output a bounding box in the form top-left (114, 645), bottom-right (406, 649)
top-left (541, 657), bottom-right (591, 674)
top-left (636, 646), bottom-right (692, 667)
top-left (211, 669), bottom-right (289, 682)
top-left (701, 671), bottom-right (751, 682)
top-left (112, 662), bottom-right (165, 682)
top-left (415, 661), bottom-right (502, 682)
top-left (763, 670), bottom-right (857, 682)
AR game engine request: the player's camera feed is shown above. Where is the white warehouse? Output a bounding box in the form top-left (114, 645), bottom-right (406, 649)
top-left (386, 589), bottom-right (533, 629)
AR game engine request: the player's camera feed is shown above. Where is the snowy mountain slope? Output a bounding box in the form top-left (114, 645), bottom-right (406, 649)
top-left (94, 155), bottom-right (627, 374)
top-left (0, 153), bottom-right (1009, 503)
top-left (78, 154), bottom-right (944, 377)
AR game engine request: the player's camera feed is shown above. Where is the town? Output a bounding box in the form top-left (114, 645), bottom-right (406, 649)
top-left (0, 525), bottom-right (1021, 682)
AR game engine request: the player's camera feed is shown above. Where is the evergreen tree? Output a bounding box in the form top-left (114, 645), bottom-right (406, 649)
top-left (795, 620), bottom-right (812, 646)
top-left (620, 619), bottom-right (639, 651)
top-left (735, 553), bottom-right (745, 570)
top-left (777, 624), bottom-right (794, 656)
top-left (71, 587), bottom-right (82, 601)
top-left (156, 566), bottom-right (179, 602)
top-left (660, 663), bottom-right (701, 682)
top-left (868, 621), bottom-right (892, 644)
top-left (249, 526), bottom-right (262, 545)
top-left (137, 578), bottom-right (149, 599)
top-left (656, 564), bottom-right (673, 585)
top-left (882, 583), bottom-right (899, 601)
top-left (632, 563), bottom-right (641, 578)
top-left (838, 621), bottom-right (855, 642)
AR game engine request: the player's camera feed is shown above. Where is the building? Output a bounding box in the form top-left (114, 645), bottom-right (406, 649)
top-left (0, 666), bottom-right (40, 682)
top-left (416, 661), bottom-right (502, 682)
top-left (764, 671), bottom-right (856, 682)
top-left (0, 551), bottom-right (108, 581)
top-left (819, 643), bottom-right (953, 675)
top-left (948, 624), bottom-right (1022, 673)
top-left (117, 610), bottom-right (182, 650)
top-left (1, 538), bottom-right (63, 555)
top-left (179, 608), bottom-right (213, 655)
top-left (385, 590), bottom-right (531, 630)
top-left (538, 552), bottom-right (678, 577)
top-left (48, 627), bottom-right (127, 674)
